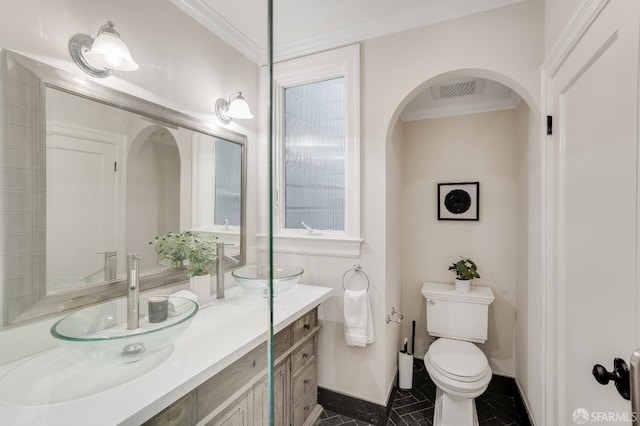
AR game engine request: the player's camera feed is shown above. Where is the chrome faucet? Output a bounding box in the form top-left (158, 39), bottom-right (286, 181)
top-left (127, 254), bottom-right (141, 330)
top-left (83, 251), bottom-right (118, 283)
top-left (103, 251), bottom-right (117, 281)
top-left (216, 242), bottom-right (240, 299)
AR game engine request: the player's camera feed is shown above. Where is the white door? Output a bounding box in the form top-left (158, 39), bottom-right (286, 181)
top-left (547, 0), bottom-right (640, 424)
top-left (46, 135), bottom-right (118, 285)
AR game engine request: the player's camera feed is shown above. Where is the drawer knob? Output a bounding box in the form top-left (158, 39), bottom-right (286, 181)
top-left (304, 379), bottom-right (310, 386)
top-left (304, 323), bottom-right (311, 330)
top-left (304, 404), bottom-right (310, 412)
top-left (302, 353), bottom-right (308, 360)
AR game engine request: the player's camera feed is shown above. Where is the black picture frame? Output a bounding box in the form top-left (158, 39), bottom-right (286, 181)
top-left (438, 182), bottom-right (479, 221)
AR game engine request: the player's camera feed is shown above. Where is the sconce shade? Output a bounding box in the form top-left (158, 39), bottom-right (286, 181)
top-left (226, 95), bottom-right (254, 119)
top-left (215, 92), bottom-right (254, 123)
top-left (69, 21), bottom-right (138, 78)
top-left (84, 33), bottom-right (138, 71)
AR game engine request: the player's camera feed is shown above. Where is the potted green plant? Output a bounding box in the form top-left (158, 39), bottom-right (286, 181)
top-left (184, 231), bottom-right (218, 277)
top-left (149, 231), bottom-right (190, 268)
top-left (448, 257), bottom-right (480, 293)
top-left (151, 231), bottom-right (218, 306)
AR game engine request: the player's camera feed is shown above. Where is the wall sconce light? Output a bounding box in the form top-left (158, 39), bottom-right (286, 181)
top-left (69, 21), bottom-right (138, 78)
top-left (215, 92), bottom-right (254, 124)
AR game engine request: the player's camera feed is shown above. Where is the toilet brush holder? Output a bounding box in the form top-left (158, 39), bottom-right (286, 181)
top-left (398, 351), bottom-right (413, 390)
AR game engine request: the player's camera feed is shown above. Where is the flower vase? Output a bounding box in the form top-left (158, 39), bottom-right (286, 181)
top-left (190, 274), bottom-right (211, 307)
top-left (455, 278), bottom-right (471, 293)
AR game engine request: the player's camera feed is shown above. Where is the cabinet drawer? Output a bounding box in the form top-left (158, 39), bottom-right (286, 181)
top-left (293, 308), bottom-right (317, 343)
top-left (291, 337), bottom-right (315, 376)
top-left (292, 360), bottom-right (316, 402)
top-left (274, 323), bottom-right (292, 359)
top-left (292, 389), bottom-right (317, 426)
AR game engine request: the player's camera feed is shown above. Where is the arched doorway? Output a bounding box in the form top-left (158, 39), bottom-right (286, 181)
top-left (390, 69), bottom-right (539, 390)
top-left (126, 125), bottom-right (181, 273)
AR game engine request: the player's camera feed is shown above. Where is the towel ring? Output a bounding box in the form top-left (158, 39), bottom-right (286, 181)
top-left (342, 264), bottom-right (370, 291)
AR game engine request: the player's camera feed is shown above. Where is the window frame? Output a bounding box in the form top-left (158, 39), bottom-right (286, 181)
top-left (271, 45), bottom-right (361, 254)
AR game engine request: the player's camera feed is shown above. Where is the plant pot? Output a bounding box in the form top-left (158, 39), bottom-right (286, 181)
top-left (455, 278), bottom-right (471, 293)
top-left (190, 274), bottom-right (211, 307)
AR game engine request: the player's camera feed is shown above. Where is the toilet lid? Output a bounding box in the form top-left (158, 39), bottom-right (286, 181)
top-left (427, 338), bottom-right (490, 382)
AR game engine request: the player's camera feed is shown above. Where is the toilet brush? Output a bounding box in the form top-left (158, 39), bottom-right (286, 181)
top-left (411, 320), bottom-right (416, 356)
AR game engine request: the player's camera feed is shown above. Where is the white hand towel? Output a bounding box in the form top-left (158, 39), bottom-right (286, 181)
top-left (344, 289), bottom-right (374, 347)
top-left (168, 290), bottom-right (198, 316)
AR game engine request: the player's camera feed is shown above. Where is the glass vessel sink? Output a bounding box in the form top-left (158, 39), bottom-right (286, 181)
top-left (50, 296), bottom-right (198, 363)
top-left (232, 264), bottom-right (304, 297)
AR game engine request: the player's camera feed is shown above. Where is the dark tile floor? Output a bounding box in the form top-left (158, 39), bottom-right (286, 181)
top-left (320, 410), bottom-right (374, 426)
top-left (320, 362), bottom-right (530, 426)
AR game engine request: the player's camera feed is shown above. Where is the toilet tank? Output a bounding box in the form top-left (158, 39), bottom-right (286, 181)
top-left (422, 282), bottom-right (495, 344)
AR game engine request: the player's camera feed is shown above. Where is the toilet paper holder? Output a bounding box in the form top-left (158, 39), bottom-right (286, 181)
top-left (386, 307), bottom-right (404, 324)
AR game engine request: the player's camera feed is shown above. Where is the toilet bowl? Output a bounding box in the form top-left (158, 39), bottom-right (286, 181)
top-left (421, 282), bottom-right (495, 426)
top-left (424, 338), bottom-right (492, 426)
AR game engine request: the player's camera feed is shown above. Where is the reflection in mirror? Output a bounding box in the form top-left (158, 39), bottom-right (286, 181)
top-left (1, 50), bottom-right (247, 326)
top-left (126, 126), bottom-right (181, 275)
top-left (192, 136), bottom-right (243, 259)
top-left (45, 87), bottom-right (184, 293)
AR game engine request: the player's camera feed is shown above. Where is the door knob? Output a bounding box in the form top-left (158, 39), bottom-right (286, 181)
top-left (630, 349), bottom-right (640, 426)
top-left (592, 358), bottom-right (630, 400)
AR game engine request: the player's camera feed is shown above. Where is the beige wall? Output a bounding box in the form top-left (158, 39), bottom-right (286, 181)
top-left (385, 119), bottom-right (405, 396)
top-left (0, 0), bottom-right (258, 117)
top-left (364, 0), bottom-right (543, 408)
top-left (0, 0), bottom-right (550, 420)
top-left (0, 0), bottom-right (259, 364)
top-left (545, 0), bottom-right (585, 53)
top-left (514, 97), bottom-right (542, 421)
top-left (265, 0), bottom-right (544, 408)
top-left (401, 109), bottom-right (521, 377)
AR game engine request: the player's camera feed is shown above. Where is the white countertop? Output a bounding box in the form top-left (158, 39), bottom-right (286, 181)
top-left (0, 284), bottom-right (332, 426)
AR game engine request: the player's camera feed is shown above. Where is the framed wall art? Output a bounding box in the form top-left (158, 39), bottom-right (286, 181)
top-left (438, 182), bottom-right (479, 221)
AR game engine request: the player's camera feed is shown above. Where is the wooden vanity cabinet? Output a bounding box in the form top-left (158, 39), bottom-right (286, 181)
top-left (145, 307), bottom-right (321, 426)
top-left (290, 309), bottom-right (321, 424)
top-left (252, 360), bottom-right (289, 426)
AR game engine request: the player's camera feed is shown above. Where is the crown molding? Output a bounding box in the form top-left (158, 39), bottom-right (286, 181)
top-left (47, 121), bottom-right (126, 145)
top-left (542, 0), bottom-right (608, 77)
top-left (401, 95), bottom-right (521, 121)
top-left (271, 0), bottom-right (524, 63)
top-left (169, 0), bottom-right (261, 64)
top-left (174, 0), bottom-right (524, 65)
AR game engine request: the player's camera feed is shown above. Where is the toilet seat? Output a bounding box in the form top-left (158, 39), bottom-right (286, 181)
top-left (421, 282), bottom-right (495, 425)
top-left (426, 338), bottom-right (490, 383)
top-left (425, 340), bottom-right (492, 402)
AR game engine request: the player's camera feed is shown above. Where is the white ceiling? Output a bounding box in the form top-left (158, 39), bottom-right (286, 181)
top-left (402, 78), bottom-right (521, 121)
top-left (169, 0), bottom-right (524, 118)
top-left (170, 0), bottom-right (525, 63)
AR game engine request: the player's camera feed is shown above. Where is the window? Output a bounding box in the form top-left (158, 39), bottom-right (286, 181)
top-left (191, 134), bottom-right (244, 233)
top-left (214, 140), bottom-right (242, 227)
top-left (284, 77), bottom-right (346, 231)
top-left (271, 45), bottom-right (361, 255)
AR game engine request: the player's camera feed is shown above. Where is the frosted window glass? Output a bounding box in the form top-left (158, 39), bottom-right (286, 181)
top-left (214, 140), bottom-right (242, 226)
top-left (284, 77), bottom-right (345, 230)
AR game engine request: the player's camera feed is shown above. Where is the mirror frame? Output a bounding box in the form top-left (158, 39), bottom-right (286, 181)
top-left (1, 50), bottom-right (247, 326)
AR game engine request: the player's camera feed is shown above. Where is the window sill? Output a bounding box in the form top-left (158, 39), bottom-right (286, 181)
top-left (256, 234), bottom-right (363, 257)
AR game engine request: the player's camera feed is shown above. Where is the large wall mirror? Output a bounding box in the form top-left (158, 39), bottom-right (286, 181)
top-left (1, 50), bottom-right (247, 326)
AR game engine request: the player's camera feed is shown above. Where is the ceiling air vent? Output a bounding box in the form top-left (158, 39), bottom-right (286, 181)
top-left (438, 80), bottom-right (476, 98)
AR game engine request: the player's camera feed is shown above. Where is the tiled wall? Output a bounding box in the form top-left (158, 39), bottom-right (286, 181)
top-left (1, 52), bottom-right (46, 325)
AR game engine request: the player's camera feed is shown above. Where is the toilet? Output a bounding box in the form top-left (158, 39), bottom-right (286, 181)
top-left (421, 282), bottom-right (495, 426)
